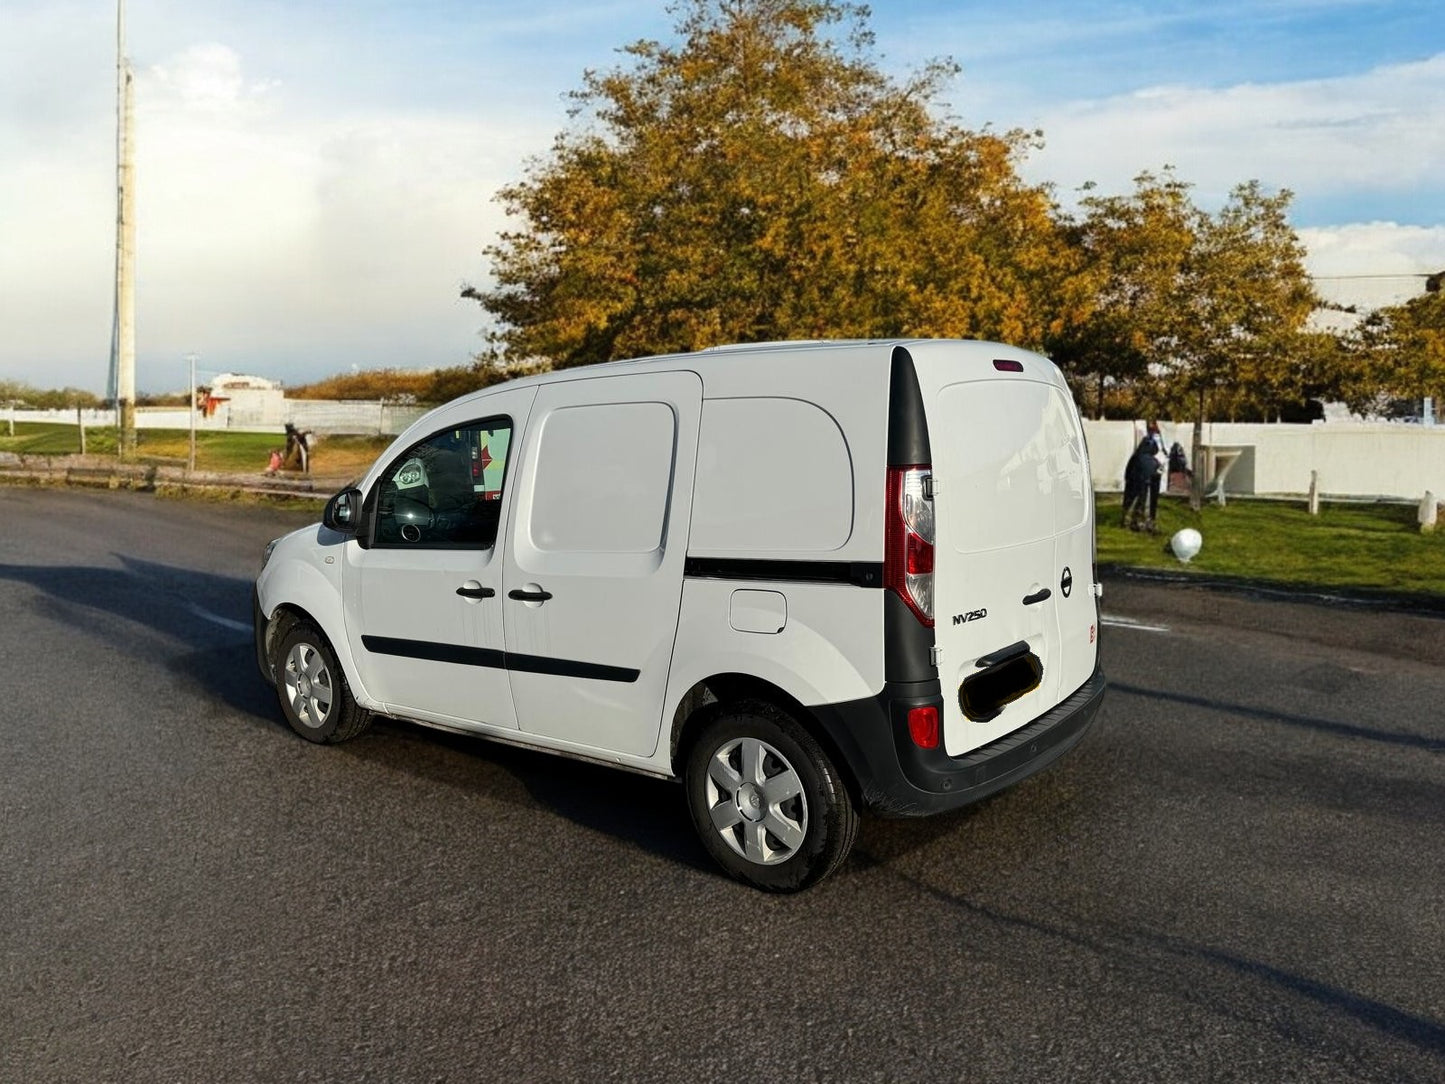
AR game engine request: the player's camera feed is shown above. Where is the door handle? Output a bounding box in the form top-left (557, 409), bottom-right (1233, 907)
top-left (455, 585), bottom-right (495, 599)
top-left (508, 588), bottom-right (554, 602)
top-left (1022, 588), bottom-right (1052, 606)
top-left (976, 640), bottom-right (1031, 668)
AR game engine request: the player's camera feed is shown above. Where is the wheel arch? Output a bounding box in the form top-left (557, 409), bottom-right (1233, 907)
top-left (260, 599), bottom-right (375, 709)
top-left (260, 602), bottom-right (317, 681)
top-left (668, 673), bottom-right (862, 807)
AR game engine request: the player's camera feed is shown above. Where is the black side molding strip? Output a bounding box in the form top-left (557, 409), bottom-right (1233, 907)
top-left (505, 651), bottom-right (638, 683)
top-left (684, 557), bottom-right (884, 588)
top-left (361, 635), bottom-right (639, 683)
top-left (364, 636), bottom-right (504, 669)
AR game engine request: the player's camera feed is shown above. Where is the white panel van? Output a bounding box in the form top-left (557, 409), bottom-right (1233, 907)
top-left (254, 340), bottom-right (1106, 891)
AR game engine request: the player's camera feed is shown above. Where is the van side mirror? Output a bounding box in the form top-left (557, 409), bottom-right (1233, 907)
top-left (323, 488), bottom-right (363, 533)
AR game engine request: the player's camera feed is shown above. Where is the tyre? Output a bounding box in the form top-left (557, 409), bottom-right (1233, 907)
top-left (275, 623), bottom-right (371, 744)
top-left (684, 700), bottom-right (859, 892)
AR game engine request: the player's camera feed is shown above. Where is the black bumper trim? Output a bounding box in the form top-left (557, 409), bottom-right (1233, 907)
top-left (810, 664), bottom-right (1106, 817)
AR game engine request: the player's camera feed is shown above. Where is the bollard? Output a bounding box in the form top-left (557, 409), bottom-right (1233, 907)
top-left (1420, 491), bottom-right (1438, 533)
top-left (1308, 470), bottom-right (1319, 516)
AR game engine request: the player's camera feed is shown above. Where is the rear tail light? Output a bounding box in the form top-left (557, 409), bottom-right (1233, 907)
top-left (907, 705), bottom-right (939, 749)
top-left (886, 465), bottom-right (934, 627)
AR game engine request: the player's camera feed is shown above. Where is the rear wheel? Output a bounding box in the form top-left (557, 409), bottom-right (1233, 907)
top-left (275, 623), bottom-right (371, 743)
top-left (684, 700), bottom-right (858, 892)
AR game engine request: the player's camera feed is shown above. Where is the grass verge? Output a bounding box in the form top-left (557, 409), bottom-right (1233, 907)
top-left (1097, 493), bottom-right (1445, 597)
top-left (0, 423), bottom-right (391, 479)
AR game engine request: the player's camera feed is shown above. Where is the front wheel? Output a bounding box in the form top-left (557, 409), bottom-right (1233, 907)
top-left (684, 701), bottom-right (859, 892)
top-left (275, 623), bottom-right (371, 744)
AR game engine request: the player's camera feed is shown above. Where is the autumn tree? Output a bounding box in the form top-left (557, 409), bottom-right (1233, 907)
top-left (474, 0), bottom-right (1077, 367)
top-left (1049, 173), bottom-right (1317, 501)
top-left (1050, 173), bottom-right (1320, 432)
top-left (1351, 288), bottom-right (1445, 410)
top-left (1048, 171), bottom-right (1196, 419)
top-left (1158, 182), bottom-right (1317, 505)
top-left (284, 360), bottom-right (546, 405)
top-left (1269, 329), bottom-right (1361, 420)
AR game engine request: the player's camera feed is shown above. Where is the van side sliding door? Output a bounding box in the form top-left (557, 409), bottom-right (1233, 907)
top-left (501, 371), bottom-right (703, 758)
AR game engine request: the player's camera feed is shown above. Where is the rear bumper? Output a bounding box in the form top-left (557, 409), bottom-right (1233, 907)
top-left (811, 664), bottom-right (1106, 817)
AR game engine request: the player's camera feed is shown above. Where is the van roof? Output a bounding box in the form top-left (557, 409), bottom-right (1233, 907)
top-left (447, 338), bottom-right (1030, 412)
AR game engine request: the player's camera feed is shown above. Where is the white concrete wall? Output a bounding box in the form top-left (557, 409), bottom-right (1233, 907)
top-left (219, 387), bottom-right (287, 427)
top-left (1084, 419), bottom-right (1445, 501)
top-left (9, 400), bottom-right (429, 436)
top-left (7, 407), bottom-right (117, 426)
top-left (281, 400), bottom-right (429, 435)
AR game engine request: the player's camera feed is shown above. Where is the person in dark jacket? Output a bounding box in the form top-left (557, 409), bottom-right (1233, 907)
top-left (1145, 422), bottom-right (1164, 525)
top-left (1167, 441), bottom-right (1193, 493)
top-left (1122, 438), bottom-right (1160, 530)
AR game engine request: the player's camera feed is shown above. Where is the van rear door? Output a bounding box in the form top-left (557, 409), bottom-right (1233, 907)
top-left (907, 343), bottom-right (1097, 757)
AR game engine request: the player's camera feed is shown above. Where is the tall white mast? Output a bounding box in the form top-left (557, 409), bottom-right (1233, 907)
top-left (111, 0), bottom-right (137, 455)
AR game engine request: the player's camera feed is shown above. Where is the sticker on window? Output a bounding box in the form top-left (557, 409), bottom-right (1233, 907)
top-left (394, 458), bottom-right (428, 491)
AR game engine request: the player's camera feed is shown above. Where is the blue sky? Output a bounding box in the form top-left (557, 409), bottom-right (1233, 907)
top-left (1, 0), bottom-right (1441, 393)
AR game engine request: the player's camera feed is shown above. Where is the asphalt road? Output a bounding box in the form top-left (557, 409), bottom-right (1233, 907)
top-left (2, 486), bottom-right (1442, 1082)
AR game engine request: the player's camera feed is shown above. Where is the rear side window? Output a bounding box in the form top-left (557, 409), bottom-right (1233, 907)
top-left (937, 382), bottom-right (1088, 552)
top-left (372, 420), bottom-right (512, 548)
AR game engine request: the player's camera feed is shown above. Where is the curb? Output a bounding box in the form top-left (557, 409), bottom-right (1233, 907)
top-left (1100, 564), bottom-right (1445, 617)
top-left (0, 454), bottom-right (335, 501)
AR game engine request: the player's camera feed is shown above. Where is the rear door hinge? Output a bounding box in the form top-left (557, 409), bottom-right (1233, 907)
top-left (929, 644), bottom-right (942, 668)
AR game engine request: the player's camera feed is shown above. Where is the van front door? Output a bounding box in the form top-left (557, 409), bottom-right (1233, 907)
top-left (344, 388), bottom-right (536, 728)
top-left (500, 371), bottom-right (702, 758)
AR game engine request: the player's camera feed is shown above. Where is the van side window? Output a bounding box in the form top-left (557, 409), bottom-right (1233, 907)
top-left (372, 420), bottom-right (512, 548)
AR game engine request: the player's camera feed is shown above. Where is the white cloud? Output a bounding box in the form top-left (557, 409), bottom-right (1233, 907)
top-left (1022, 54), bottom-right (1445, 209)
top-left (0, 41), bottom-right (545, 391)
top-left (150, 42), bottom-right (266, 110)
top-left (1300, 222), bottom-right (1445, 310)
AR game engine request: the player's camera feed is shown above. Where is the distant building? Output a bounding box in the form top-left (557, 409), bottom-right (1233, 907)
top-left (209, 372), bottom-right (285, 426)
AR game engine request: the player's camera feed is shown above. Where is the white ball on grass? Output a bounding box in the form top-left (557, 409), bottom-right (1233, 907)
top-left (1170, 528), bottom-right (1202, 562)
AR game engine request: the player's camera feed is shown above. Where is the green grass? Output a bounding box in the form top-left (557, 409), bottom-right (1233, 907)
top-left (1097, 493), bottom-right (1445, 597)
top-left (0, 422), bottom-right (106, 456)
top-left (0, 423), bottom-right (391, 478)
